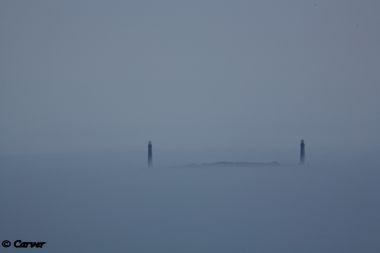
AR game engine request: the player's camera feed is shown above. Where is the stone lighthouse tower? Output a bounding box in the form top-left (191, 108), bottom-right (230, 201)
top-left (148, 141), bottom-right (153, 167)
top-left (300, 139), bottom-right (305, 164)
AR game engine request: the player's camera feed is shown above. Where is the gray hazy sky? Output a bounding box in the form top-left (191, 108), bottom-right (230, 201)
top-left (0, 0), bottom-right (379, 155)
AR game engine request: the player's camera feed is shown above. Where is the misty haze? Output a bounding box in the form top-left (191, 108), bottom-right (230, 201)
top-left (1, 0), bottom-right (380, 252)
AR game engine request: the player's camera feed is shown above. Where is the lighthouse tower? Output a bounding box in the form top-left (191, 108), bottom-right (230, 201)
top-left (300, 139), bottom-right (305, 164)
top-left (148, 141), bottom-right (153, 167)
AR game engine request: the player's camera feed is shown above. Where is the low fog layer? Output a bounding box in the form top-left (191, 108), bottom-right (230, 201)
top-left (1, 155), bottom-right (380, 253)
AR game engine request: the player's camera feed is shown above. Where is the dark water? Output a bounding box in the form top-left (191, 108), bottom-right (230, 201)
top-left (1, 155), bottom-right (380, 253)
